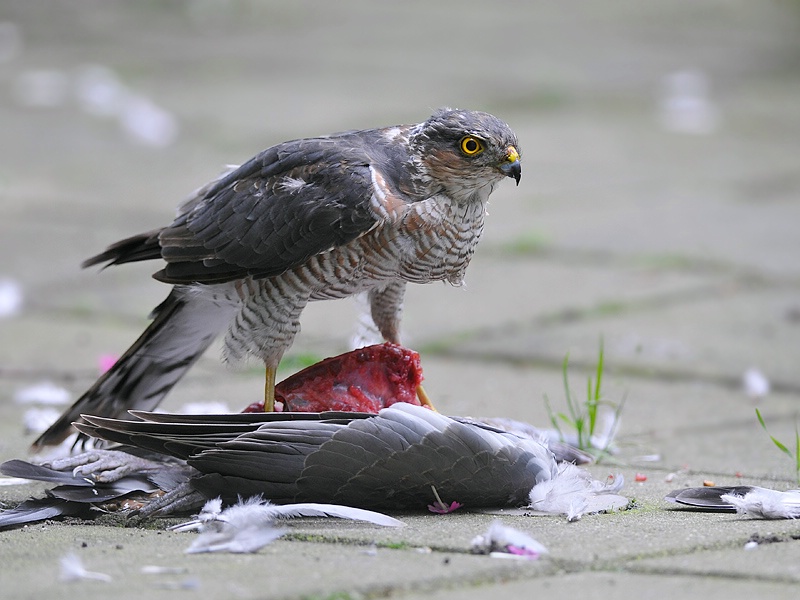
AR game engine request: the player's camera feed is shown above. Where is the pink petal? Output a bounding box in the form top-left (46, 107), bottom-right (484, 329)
top-left (98, 354), bottom-right (119, 374)
top-left (427, 501), bottom-right (462, 514)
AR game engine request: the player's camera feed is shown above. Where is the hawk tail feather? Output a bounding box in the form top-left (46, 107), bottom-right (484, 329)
top-left (81, 229), bottom-right (163, 268)
top-left (31, 288), bottom-right (235, 450)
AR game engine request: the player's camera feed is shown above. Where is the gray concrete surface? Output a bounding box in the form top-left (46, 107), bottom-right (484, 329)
top-left (1, 1), bottom-right (800, 598)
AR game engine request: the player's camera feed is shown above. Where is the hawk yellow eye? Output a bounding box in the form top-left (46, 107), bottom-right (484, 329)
top-left (459, 136), bottom-right (484, 156)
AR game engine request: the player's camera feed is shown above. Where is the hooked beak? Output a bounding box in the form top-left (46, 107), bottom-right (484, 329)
top-left (499, 145), bottom-right (521, 185)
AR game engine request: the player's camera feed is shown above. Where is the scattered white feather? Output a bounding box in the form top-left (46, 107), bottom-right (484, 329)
top-left (185, 523), bottom-right (286, 554)
top-left (743, 368), bottom-right (770, 400)
top-left (0, 476), bottom-right (32, 486)
top-left (527, 463), bottom-right (626, 519)
top-left (0, 278), bottom-right (23, 318)
top-left (74, 64), bottom-right (127, 118)
top-left (471, 521), bottom-right (548, 558)
top-left (720, 487), bottom-right (800, 520)
top-left (177, 498), bottom-right (282, 553)
top-left (119, 94), bottom-right (178, 147)
top-left (267, 502), bottom-right (405, 527)
top-left (22, 407), bottom-right (60, 433)
top-left (14, 381), bottom-right (70, 405)
top-left (565, 501), bottom-right (584, 523)
top-left (169, 497), bottom-right (223, 532)
top-left (31, 433), bottom-right (92, 462)
top-left (59, 553), bottom-right (112, 583)
top-left (172, 497), bottom-right (403, 554)
top-left (658, 69), bottom-right (720, 134)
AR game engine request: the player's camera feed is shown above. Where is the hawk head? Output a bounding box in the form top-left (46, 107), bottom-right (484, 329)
top-left (411, 108), bottom-right (521, 200)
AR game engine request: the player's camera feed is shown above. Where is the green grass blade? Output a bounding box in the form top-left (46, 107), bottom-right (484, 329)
top-left (585, 378), bottom-right (596, 438)
top-left (756, 408), bottom-right (800, 479)
top-left (593, 338), bottom-right (605, 402)
top-left (544, 341), bottom-right (625, 458)
top-left (755, 408), bottom-right (768, 432)
top-left (586, 339), bottom-right (605, 442)
top-left (795, 425), bottom-right (800, 482)
top-left (770, 435), bottom-right (793, 458)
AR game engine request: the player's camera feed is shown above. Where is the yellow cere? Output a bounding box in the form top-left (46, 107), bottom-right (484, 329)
top-left (505, 146), bottom-right (520, 163)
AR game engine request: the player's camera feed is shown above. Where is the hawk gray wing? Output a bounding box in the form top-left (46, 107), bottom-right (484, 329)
top-left (86, 131), bottom-right (418, 285)
top-left (156, 136), bottom-right (387, 284)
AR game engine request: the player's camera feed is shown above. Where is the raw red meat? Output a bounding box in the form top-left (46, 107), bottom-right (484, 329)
top-left (242, 343), bottom-right (424, 413)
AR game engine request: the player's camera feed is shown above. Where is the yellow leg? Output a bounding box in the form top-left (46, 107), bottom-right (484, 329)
top-left (416, 384), bottom-right (438, 412)
top-left (264, 366), bottom-right (277, 412)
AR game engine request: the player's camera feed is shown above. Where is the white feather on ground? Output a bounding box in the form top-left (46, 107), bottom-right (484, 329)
top-left (471, 520), bottom-right (548, 558)
top-left (0, 278), bottom-right (23, 318)
top-left (742, 368), bottom-right (770, 400)
top-left (22, 407), bottom-right (61, 434)
top-left (13, 381), bottom-right (71, 405)
top-left (172, 496), bottom-right (404, 554)
top-left (59, 553), bottom-right (112, 583)
top-left (527, 463), bottom-right (626, 520)
top-left (720, 487), bottom-right (800, 520)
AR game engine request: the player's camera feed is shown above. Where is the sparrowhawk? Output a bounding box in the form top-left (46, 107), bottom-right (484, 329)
top-left (33, 108), bottom-right (522, 449)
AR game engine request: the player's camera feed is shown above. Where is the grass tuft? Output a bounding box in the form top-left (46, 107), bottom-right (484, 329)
top-left (544, 338), bottom-right (625, 462)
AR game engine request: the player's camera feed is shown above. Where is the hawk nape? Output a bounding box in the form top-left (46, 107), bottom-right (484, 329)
top-left (33, 108), bottom-right (522, 449)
